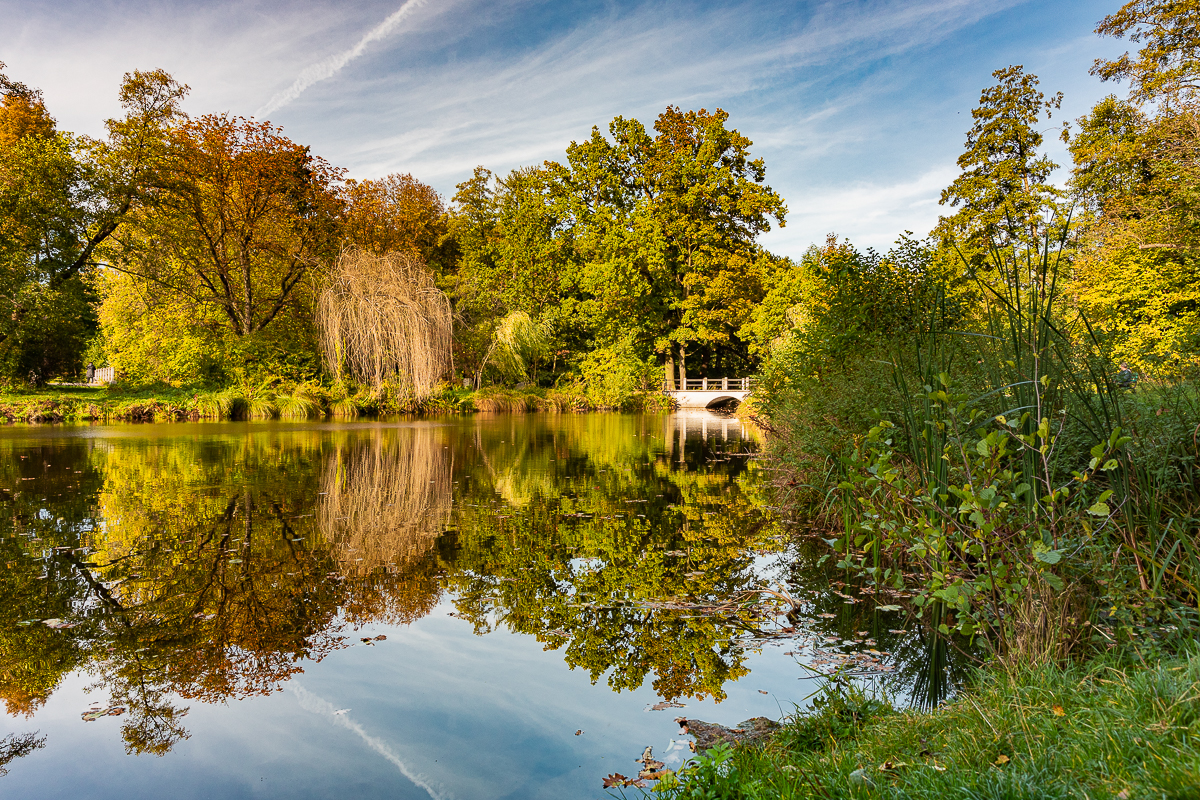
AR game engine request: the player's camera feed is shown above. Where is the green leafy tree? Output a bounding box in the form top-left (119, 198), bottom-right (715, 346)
top-left (938, 65), bottom-right (1063, 252)
top-left (557, 107), bottom-right (787, 385)
top-left (448, 166), bottom-right (578, 381)
top-left (0, 65), bottom-right (186, 382)
top-left (1092, 0), bottom-right (1200, 105)
top-left (1067, 5), bottom-right (1200, 372)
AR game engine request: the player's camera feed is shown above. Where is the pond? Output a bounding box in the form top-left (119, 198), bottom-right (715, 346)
top-left (0, 412), bottom-right (947, 798)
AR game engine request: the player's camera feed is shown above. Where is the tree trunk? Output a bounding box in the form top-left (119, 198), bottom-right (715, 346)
top-left (664, 347), bottom-right (675, 391)
top-left (678, 346), bottom-right (687, 389)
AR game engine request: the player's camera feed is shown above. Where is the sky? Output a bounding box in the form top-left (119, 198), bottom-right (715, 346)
top-left (0, 0), bottom-right (1131, 257)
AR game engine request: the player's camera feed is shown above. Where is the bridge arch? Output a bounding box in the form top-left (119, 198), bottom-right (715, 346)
top-left (703, 395), bottom-right (741, 410)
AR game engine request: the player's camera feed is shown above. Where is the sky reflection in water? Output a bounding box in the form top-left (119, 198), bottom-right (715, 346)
top-left (0, 412), bottom-right (930, 798)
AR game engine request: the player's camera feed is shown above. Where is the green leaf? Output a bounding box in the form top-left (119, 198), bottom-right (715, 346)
top-left (1034, 549), bottom-right (1063, 565)
top-left (1087, 502), bottom-right (1111, 517)
top-left (876, 604), bottom-right (902, 612)
top-left (1042, 573), bottom-right (1064, 591)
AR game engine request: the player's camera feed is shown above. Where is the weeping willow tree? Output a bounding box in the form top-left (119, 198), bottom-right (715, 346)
top-left (317, 428), bottom-right (452, 586)
top-left (474, 311), bottom-right (550, 387)
top-left (317, 250), bottom-right (452, 396)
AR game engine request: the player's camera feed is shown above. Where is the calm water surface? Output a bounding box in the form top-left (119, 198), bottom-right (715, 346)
top-left (0, 412), bottom-right (935, 799)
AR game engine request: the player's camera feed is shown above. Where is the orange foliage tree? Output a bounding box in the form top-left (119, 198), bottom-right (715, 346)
top-left (111, 115), bottom-right (344, 338)
top-left (341, 173), bottom-right (451, 271)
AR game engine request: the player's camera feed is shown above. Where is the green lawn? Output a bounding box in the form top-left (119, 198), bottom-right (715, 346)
top-left (661, 650), bottom-right (1200, 799)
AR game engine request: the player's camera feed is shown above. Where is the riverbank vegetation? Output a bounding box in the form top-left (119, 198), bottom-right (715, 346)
top-left (661, 647), bottom-right (1200, 799)
top-left (660, 1), bottom-right (1200, 796)
top-left (0, 381), bottom-right (674, 423)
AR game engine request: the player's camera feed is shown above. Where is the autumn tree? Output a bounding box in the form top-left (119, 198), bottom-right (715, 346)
top-left (110, 115), bottom-right (342, 337)
top-left (100, 115), bottom-right (343, 381)
top-left (341, 172), bottom-right (453, 273)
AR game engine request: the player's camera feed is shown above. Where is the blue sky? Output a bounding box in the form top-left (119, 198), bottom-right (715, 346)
top-left (1, 0), bottom-right (1128, 256)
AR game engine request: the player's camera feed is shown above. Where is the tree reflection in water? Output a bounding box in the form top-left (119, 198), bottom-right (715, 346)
top-left (0, 415), bottom-right (779, 758)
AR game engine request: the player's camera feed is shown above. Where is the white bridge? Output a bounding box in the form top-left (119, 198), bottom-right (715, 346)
top-left (664, 377), bottom-right (755, 409)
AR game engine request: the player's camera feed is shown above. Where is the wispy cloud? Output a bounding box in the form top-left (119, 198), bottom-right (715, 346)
top-left (303, 0), bottom-right (1022, 179)
top-left (762, 165), bottom-right (959, 251)
top-left (291, 683), bottom-right (451, 800)
top-left (256, 0), bottom-right (430, 116)
top-left (0, 0), bottom-right (1120, 257)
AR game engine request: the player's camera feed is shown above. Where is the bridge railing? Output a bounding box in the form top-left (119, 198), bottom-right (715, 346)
top-left (664, 377), bottom-right (756, 392)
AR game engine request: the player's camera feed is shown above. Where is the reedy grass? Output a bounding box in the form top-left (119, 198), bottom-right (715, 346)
top-left (0, 379), bottom-right (678, 422)
top-left (275, 385), bottom-right (322, 419)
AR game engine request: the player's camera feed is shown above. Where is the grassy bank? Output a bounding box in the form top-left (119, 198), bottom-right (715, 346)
top-left (661, 649), bottom-right (1200, 799)
top-left (0, 382), bottom-right (678, 423)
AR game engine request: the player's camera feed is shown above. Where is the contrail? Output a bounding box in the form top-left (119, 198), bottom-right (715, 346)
top-left (291, 683), bottom-right (452, 800)
top-left (257, 0), bottom-right (427, 116)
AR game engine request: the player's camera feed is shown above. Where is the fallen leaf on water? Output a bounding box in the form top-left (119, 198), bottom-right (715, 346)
top-left (43, 619), bottom-right (74, 629)
top-left (995, 754), bottom-right (1010, 765)
top-left (876, 604), bottom-right (903, 612)
top-left (81, 706), bottom-right (125, 722)
top-left (758, 690), bottom-right (769, 695)
top-left (640, 768), bottom-right (672, 781)
top-left (1052, 705), bottom-right (1065, 717)
top-left (574, 730), bottom-right (583, 736)
top-left (816, 613), bottom-right (837, 619)
top-left (650, 701), bottom-right (686, 711)
top-left (602, 773), bottom-right (645, 788)
top-left (333, 709), bottom-right (349, 716)
top-left (360, 638), bottom-right (375, 645)
top-left (635, 746), bottom-right (665, 772)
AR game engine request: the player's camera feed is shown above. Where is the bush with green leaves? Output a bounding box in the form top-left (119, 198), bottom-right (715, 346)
top-left (833, 373), bottom-right (1128, 645)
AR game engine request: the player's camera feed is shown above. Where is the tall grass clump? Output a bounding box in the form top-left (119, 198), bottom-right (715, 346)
top-left (317, 250), bottom-right (453, 400)
top-left (275, 384), bottom-right (322, 419)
